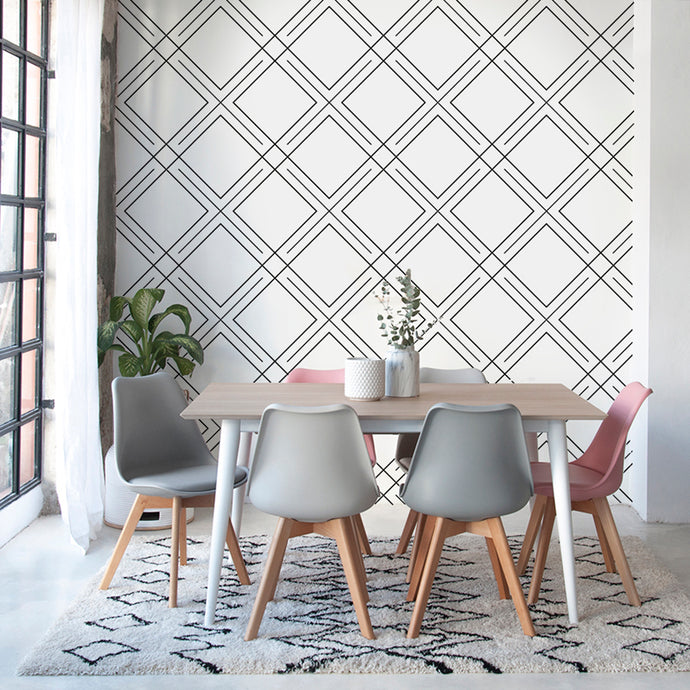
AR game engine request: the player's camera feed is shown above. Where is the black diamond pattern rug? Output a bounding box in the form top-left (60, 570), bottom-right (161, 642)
top-left (17, 534), bottom-right (690, 675)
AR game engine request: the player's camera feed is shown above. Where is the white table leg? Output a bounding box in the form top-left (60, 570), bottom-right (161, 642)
top-left (548, 419), bottom-right (578, 625)
top-left (231, 431), bottom-right (253, 536)
top-left (205, 418), bottom-right (240, 626)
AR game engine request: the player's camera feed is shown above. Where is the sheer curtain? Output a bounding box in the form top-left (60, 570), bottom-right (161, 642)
top-left (52, 0), bottom-right (106, 552)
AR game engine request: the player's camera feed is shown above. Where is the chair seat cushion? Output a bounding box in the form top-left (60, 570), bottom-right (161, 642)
top-left (129, 465), bottom-right (248, 499)
top-left (530, 462), bottom-right (607, 501)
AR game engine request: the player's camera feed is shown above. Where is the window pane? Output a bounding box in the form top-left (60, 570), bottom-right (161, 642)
top-left (26, 62), bottom-right (42, 127)
top-left (20, 348), bottom-right (36, 414)
top-left (25, 134), bottom-right (41, 197)
top-left (0, 282), bottom-right (17, 348)
top-left (1, 51), bottom-right (21, 121)
top-left (1, 206), bottom-right (19, 271)
top-left (23, 207), bottom-right (39, 270)
top-left (27, 0), bottom-right (44, 56)
top-left (0, 432), bottom-right (12, 500)
top-left (0, 127), bottom-right (20, 195)
top-left (0, 356), bottom-right (16, 424)
top-left (22, 278), bottom-right (38, 342)
top-left (19, 420), bottom-right (36, 486)
top-left (2, 0), bottom-right (20, 44)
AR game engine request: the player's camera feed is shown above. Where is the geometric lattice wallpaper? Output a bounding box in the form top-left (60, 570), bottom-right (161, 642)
top-left (115, 1), bottom-right (635, 500)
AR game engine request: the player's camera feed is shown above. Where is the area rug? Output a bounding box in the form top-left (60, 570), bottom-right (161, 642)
top-left (17, 533), bottom-right (690, 675)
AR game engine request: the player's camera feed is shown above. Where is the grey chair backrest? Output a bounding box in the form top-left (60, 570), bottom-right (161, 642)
top-left (420, 367), bottom-right (487, 384)
top-left (112, 372), bottom-right (214, 482)
top-left (400, 403), bottom-right (533, 522)
top-left (248, 404), bottom-right (379, 523)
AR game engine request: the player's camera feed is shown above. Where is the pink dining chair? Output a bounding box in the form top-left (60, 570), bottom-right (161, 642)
top-left (285, 367), bottom-right (376, 554)
top-left (517, 382), bottom-right (653, 606)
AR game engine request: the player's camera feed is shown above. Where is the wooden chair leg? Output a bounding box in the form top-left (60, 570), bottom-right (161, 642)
top-left (225, 520), bottom-right (251, 586)
top-left (245, 517), bottom-right (293, 640)
top-left (99, 494), bottom-right (147, 590)
top-left (486, 517), bottom-right (535, 636)
top-left (407, 514), bottom-right (433, 599)
top-left (591, 507), bottom-right (616, 573)
top-left (333, 517), bottom-right (374, 639)
top-left (407, 517), bottom-right (447, 638)
top-left (396, 509), bottom-right (419, 555)
top-left (179, 507), bottom-right (188, 566)
top-left (485, 537), bottom-right (509, 600)
top-left (169, 496), bottom-right (182, 608)
top-left (352, 513), bottom-right (372, 555)
top-left (528, 497), bottom-right (556, 604)
top-left (517, 494), bottom-right (548, 575)
top-left (348, 517), bottom-right (370, 593)
top-left (592, 497), bottom-right (641, 606)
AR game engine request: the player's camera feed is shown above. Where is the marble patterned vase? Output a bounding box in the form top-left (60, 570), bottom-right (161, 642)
top-left (385, 347), bottom-right (420, 397)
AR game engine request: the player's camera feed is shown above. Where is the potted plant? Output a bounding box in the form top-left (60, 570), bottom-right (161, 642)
top-left (374, 269), bottom-right (434, 397)
top-left (97, 287), bottom-right (203, 377)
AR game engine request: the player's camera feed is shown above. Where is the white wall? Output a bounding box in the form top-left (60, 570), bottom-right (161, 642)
top-left (646, 0), bottom-right (690, 522)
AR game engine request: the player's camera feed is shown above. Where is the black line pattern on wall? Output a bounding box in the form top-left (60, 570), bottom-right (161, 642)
top-left (115, 0), bottom-right (635, 499)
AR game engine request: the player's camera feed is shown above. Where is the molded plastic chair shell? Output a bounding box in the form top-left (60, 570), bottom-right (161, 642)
top-left (113, 372), bottom-right (247, 495)
top-left (285, 367), bottom-right (377, 465)
top-left (401, 403), bottom-right (533, 522)
top-left (248, 404), bottom-right (379, 523)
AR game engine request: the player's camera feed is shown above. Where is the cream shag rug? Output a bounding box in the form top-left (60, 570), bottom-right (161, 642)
top-left (17, 533), bottom-right (690, 675)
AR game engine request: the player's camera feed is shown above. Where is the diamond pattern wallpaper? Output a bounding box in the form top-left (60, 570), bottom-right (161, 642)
top-left (115, 1), bottom-right (635, 501)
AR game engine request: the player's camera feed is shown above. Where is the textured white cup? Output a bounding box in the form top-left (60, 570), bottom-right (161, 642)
top-left (344, 358), bottom-right (385, 401)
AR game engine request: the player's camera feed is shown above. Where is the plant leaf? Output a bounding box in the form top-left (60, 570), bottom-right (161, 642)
top-left (120, 319), bottom-right (143, 343)
top-left (118, 352), bottom-right (141, 377)
top-left (165, 334), bottom-right (204, 363)
top-left (97, 320), bottom-right (121, 352)
top-left (172, 355), bottom-right (196, 376)
top-left (109, 296), bottom-right (129, 321)
top-left (149, 304), bottom-right (192, 336)
top-left (130, 288), bottom-right (164, 330)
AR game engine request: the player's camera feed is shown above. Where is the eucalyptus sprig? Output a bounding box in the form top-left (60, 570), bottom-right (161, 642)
top-left (97, 288), bottom-right (204, 377)
top-left (374, 269), bottom-right (435, 349)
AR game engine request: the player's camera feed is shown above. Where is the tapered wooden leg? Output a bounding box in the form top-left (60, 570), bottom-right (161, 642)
top-left (332, 518), bottom-right (374, 639)
top-left (245, 517), bottom-right (293, 640)
top-left (590, 504), bottom-right (616, 573)
top-left (396, 509), bottom-right (419, 555)
top-left (486, 537), bottom-right (509, 599)
top-left (225, 520), bottom-right (251, 585)
top-left (407, 517), bottom-right (447, 638)
top-left (487, 517), bottom-right (535, 637)
top-left (592, 497), bottom-right (641, 606)
top-left (407, 514), bottom-right (433, 599)
top-left (100, 494), bottom-right (147, 590)
top-left (348, 517), bottom-right (369, 591)
top-left (517, 494), bottom-right (548, 575)
top-left (352, 513), bottom-right (372, 555)
top-left (528, 497), bottom-right (556, 604)
top-left (169, 496), bottom-right (182, 608)
top-left (179, 508), bottom-right (188, 566)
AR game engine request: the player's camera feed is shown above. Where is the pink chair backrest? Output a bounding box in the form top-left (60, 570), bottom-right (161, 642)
top-left (577, 382), bottom-right (652, 496)
top-left (285, 367), bottom-right (376, 465)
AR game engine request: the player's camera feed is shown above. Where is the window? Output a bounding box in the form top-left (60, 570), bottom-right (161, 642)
top-left (0, 0), bottom-right (47, 508)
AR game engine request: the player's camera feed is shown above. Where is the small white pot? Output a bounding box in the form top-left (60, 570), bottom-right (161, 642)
top-left (344, 357), bottom-right (385, 401)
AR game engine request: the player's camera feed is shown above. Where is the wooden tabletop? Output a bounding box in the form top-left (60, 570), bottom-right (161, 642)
top-left (181, 382), bottom-right (605, 422)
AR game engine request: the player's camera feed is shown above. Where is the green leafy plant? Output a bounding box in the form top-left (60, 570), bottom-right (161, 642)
top-left (97, 288), bottom-right (204, 377)
top-left (374, 269), bottom-right (435, 349)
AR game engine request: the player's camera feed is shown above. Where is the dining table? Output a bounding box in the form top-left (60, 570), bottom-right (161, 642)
top-left (181, 381), bottom-right (605, 626)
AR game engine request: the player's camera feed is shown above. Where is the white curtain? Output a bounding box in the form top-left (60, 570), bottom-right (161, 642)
top-left (53, 0), bottom-right (106, 552)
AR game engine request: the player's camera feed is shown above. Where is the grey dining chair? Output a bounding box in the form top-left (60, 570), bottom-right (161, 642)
top-left (244, 403), bottom-right (380, 640)
top-left (400, 402), bottom-right (535, 638)
top-left (99, 372), bottom-right (250, 607)
top-left (395, 366), bottom-right (488, 556)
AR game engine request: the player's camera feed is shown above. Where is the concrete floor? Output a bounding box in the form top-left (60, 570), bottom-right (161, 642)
top-left (1, 501), bottom-right (689, 689)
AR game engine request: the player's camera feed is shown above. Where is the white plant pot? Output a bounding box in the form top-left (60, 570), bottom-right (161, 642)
top-left (385, 347), bottom-right (420, 397)
top-left (344, 357), bottom-right (385, 401)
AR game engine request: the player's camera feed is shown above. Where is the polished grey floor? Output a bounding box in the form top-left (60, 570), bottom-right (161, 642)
top-left (1, 501), bottom-right (689, 689)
